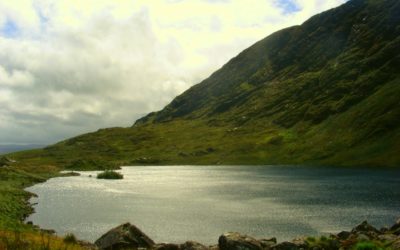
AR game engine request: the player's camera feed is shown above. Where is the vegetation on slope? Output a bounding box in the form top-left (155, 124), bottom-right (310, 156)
top-left (7, 0), bottom-right (399, 168)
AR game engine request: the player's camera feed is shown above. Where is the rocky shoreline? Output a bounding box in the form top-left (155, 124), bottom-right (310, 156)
top-left (90, 220), bottom-right (400, 250)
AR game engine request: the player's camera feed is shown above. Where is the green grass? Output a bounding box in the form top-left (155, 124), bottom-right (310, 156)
top-left (5, 0), bottom-right (399, 169)
top-left (353, 241), bottom-right (385, 250)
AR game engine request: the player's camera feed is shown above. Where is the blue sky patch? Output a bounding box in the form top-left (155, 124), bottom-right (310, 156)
top-left (275, 0), bottom-right (301, 14)
top-left (1, 18), bottom-right (19, 38)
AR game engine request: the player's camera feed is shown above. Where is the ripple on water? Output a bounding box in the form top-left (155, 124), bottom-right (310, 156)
top-left (26, 165), bottom-right (400, 244)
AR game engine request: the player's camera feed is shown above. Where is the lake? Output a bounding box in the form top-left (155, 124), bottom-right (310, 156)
top-left (26, 165), bottom-right (400, 244)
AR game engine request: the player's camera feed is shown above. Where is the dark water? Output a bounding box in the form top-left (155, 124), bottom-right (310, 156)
top-left (26, 165), bottom-right (400, 244)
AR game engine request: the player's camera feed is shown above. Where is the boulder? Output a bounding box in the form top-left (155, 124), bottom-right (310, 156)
top-left (356, 234), bottom-right (370, 241)
top-left (351, 221), bottom-right (380, 238)
top-left (272, 241), bottom-right (299, 250)
top-left (181, 241), bottom-right (209, 250)
top-left (209, 244), bottom-right (219, 250)
top-left (154, 243), bottom-right (181, 250)
top-left (392, 238), bottom-right (400, 250)
top-left (336, 231), bottom-right (351, 240)
top-left (291, 238), bottom-right (308, 249)
top-left (218, 232), bottom-right (263, 250)
top-left (352, 221), bottom-right (380, 233)
top-left (154, 241), bottom-right (208, 250)
top-left (380, 227), bottom-right (389, 233)
top-left (259, 237), bottom-right (277, 249)
top-left (377, 234), bottom-right (397, 242)
top-left (390, 219), bottom-right (400, 235)
top-left (94, 223), bottom-right (155, 250)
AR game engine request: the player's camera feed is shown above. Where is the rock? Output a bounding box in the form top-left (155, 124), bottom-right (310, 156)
top-left (209, 244), bottom-right (219, 250)
top-left (380, 227), bottom-right (389, 233)
top-left (336, 231), bottom-right (351, 240)
top-left (291, 238), bottom-right (308, 249)
top-left (356, 233), bottom-right (370, 241)
top-left (351, 221), bottom-right (381, 239)
top-left (327, 239), bottom-right (341, 250)
top-left (181, 241), bottom-right (209, 250)
top-left (390, 238), bottom-right (400, 250)
top-left (154, 243), bottom-right (181, 250)
top-left (392, 238), bottom-right (400, 250)
top-left (272, 241), bottom-right (299, 250)
top-left (351, 221), bottom-right (380, 234)
top-left (218, 232), bottom-right (263, 250)
top-left (94, 222), bottom-right (155, 250)
top-left (390, 219), bottom-right (400, 235)
top-left (377, 234), bottom-right (397, 242)
top-left (259, 237), bottom-right (277, 249)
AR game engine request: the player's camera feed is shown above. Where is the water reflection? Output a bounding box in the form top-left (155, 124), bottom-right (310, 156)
top-left (26, 165), bottom-right (400, 244)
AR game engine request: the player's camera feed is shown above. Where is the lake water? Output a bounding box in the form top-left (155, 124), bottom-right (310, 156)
top-left (26, 165), bottom-right (400, 244)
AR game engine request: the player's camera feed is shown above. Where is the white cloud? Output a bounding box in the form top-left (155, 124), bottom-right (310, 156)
top-left (0, 65), bottom-right (34, 87)
top-left (0, 0), bottom-right (347, 144)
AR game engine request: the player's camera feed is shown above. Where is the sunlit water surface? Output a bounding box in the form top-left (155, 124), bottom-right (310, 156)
top-left (26, 165), bottom-right (400, 244)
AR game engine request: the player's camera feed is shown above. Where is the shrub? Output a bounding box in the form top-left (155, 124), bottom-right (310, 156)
top-left (63, 233), bottom-right (77, 244)
top-left (306, 236), bottom-right (316, 242)
top-left (97, 170), bottom-right (123, 179)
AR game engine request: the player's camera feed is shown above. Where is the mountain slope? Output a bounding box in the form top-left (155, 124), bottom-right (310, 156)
top-left (9, 0), bottom-right (400, 168)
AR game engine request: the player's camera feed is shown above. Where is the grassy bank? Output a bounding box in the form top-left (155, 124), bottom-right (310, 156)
top-left (0, 162), bottom-right (95, 249)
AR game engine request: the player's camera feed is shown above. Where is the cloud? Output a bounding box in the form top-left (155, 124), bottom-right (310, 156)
top-left (0, 0), bottom-right (347, 144)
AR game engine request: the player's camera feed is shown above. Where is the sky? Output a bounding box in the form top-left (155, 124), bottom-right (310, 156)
top-left (0, 0), bottom-right (348, 145)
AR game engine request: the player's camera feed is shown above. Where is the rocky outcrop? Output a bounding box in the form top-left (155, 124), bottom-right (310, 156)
top-left (94, 223), bottom-right (155, 250)
top-left (94, 220), bottom-right (400, 250)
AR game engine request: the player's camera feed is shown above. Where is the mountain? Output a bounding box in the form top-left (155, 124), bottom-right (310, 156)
top-left (9, 0), bottom-right (400, 168)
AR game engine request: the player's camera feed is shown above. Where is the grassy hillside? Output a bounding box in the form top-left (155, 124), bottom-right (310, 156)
top-left (5, 0), bottom-right (400, 168)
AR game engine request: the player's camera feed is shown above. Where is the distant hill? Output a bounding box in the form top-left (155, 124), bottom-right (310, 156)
top-left (0, 144), bottom-right (45, 155)
top-left (10, 0), bottom-right (400, 168)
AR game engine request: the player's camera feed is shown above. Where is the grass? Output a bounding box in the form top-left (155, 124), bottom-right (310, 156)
top-left (0, 163), bottom-right (94, 249)
top-left (5, 0), bottom-right (400, 168)
top-left (353, 241), bottom-right (386, 250)
top-left (96, 170), bottom-right (123, 179)
top-left (0, 230), bottom-right (87, 250)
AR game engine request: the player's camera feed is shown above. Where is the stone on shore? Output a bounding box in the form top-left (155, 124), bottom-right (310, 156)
top-left (92, 220), bottom-right (400, 250)
top-left (351, 221), bottom-right (380, 234)
top-left (94, 222), bottom-right (155, 250)
top-left (181, 241), bottom-right (209, 250)
top-left (154, 241), bottom-right (208, 250)
top-left (390, 219), bottom-right (400, 235)
top-left (218, 232), bottom-right (263, 250)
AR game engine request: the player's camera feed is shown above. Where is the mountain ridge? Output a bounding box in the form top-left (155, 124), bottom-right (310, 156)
top-left (8, 0), bottom-right (400, 168)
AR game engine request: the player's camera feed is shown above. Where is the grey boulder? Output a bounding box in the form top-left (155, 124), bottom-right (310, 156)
top-left (95, 222), bottom-right (155, 250)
